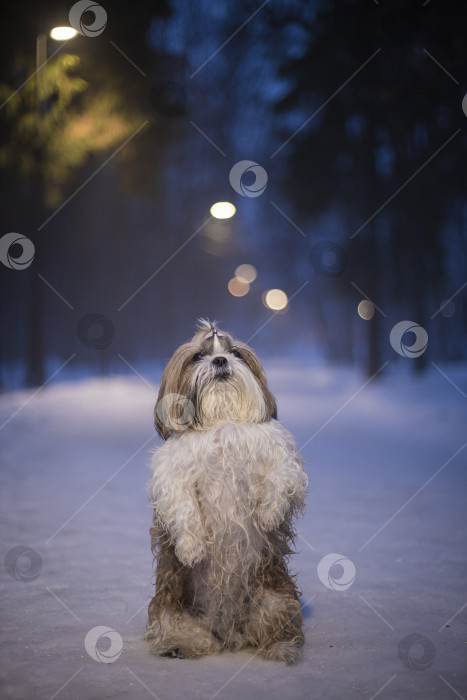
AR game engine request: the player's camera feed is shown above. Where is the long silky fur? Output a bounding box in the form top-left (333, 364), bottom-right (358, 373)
top-left (145, 321), bottom-right (307, 663)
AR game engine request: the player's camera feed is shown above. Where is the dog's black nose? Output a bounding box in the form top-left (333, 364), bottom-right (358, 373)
top-left (212, 356), bottom-right (227, 366)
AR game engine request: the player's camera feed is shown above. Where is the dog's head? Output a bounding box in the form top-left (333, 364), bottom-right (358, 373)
top-left (154, 319), bottom-right (277, 439)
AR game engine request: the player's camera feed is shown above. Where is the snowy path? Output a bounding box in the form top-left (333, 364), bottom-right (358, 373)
top-left (0, 362), bottom-right (466, 700)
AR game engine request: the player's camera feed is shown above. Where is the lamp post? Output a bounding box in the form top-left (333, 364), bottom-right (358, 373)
top-left (27, 26), bottom-right (78, 386)
top-left (36, 34), bottom-right (47, 108)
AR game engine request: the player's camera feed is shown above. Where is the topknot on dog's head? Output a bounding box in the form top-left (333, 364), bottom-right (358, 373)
top-left (196, 318), bottom-right (220, 334)
top-left (193, 318), bottom-right (225, 345)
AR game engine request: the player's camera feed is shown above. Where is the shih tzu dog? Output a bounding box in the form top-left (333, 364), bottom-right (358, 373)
top-left (145, 319), bottom-right (307, 663)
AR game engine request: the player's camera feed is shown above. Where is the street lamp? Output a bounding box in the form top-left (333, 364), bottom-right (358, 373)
top-left (36, 26), bottom-right (78, 105)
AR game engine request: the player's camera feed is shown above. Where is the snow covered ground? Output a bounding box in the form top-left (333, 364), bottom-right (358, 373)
top-left (0, 360), bottom-right (466, 700)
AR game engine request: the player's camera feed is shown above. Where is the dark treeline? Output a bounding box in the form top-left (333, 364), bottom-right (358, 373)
top-left (271, 0), bottom-right (467, 375)
top-left (0, 0), bottom-right (466, 387)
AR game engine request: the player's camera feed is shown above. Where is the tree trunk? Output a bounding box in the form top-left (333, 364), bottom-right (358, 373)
top-left (366, 218), bottom-right (381, 377)
top-left (25, 266), bottom-right (45, 386)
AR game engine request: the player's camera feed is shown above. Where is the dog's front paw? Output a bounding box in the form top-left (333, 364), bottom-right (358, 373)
top-left (175, 531), bottom-right (206, 567)
top-left (259, 640), bottom-right (303, 665)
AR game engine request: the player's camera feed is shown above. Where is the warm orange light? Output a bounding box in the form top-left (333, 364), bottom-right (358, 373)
top-left (357, 300), bottom-right (375, 320)
top-left (228, 277), bottom-right (250, 297)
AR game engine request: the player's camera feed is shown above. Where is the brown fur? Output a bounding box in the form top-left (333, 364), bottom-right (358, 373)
top-left (146, 505), bottom-right (304, 662)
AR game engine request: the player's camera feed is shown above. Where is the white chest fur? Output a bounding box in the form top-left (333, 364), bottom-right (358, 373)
top-left (148, 420), bottom-right (307, 569)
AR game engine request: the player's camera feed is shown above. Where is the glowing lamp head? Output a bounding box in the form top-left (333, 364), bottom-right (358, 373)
top-left (50, 26), bottom-right (79, 40)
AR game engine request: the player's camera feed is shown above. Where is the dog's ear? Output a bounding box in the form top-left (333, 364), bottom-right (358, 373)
top-left (237, 343), bottom-right (278, 421)
top-left (266, 390), bottom-right (278, 420)
top-left (154, 343), bottom-right (197, 440)
top-left (154, 374), bottom-right (172, 440)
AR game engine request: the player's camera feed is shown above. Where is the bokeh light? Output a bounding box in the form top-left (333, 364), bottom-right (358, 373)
top-left (235, 263), bottom-right (257, 283)
top-left (210, 202), bottom-right (236, 219)
top-left (228, 277), bottom-right (250, 297)
top-left (357, 300), bottom-right (375, 320)
top-left (264, 289), bottom-right (288, 310)
top-left (50, 27), bottom-right (78, 40)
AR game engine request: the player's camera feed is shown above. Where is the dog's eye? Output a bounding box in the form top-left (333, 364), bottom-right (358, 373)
top-left (193, 353), bottom-right (204, 362)
top-left (230, 349), bottom-right (242, 359)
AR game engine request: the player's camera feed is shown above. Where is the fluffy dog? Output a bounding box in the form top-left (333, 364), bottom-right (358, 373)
top-left (145, 319), bottom-right (307, 663)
